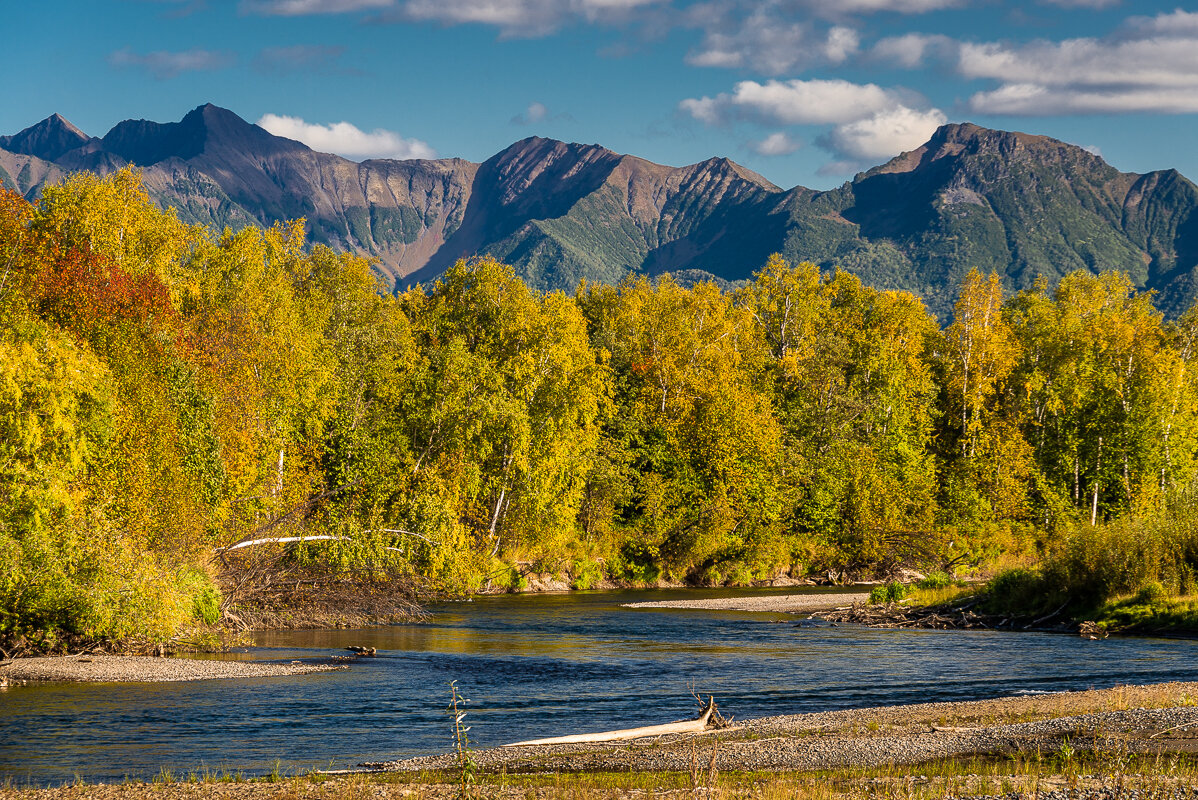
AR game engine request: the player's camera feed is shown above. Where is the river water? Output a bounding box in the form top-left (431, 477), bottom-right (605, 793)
top-left (3, 587), bottom-right (1197, 784)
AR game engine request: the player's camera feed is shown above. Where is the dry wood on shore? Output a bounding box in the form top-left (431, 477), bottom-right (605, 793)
top-left (817, 597), bottom-right (1081, 633)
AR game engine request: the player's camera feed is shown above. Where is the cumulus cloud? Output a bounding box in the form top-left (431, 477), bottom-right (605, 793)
top-left (243, 0), bottom-right (945, 45)
top-left (108, 47), bottom-right (235, 79)
top-left (1037, 0), bottom-right (1120, 7)
top-left (257, 113), bottom-right (436, 160)
top-left (963, 10), bottom-right (1198, 115)
top-left (753, 132), bottom-right (801, 156)
top-left (683, 77), bottom-right (946, 173)
top-left (819, 105), bottom-right (946, 161)
top-left (241, 0), bottom-right (393, 14)
top-left (871, 32), bottom-right (955, 67)
top-left (804, 0), bottom-right (964, 13)
top-left (511, 101), bottom-right (548, 125)
top-left (680, 79), bottom-right (901, 126)
top-left (389, 0), bottom-right (663, 36)
top-left (1123, 8), bottom-right (1198, 36)
top-left (682, 0), bottom-right (861, 76)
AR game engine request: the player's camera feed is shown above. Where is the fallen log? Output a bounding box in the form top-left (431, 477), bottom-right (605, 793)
top-left (503, 699), bottom-right (721, 747)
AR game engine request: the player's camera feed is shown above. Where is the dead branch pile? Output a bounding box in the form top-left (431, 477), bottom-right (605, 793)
top-left (819, 597), bottom-right (1079, 634)
top-left (217, 546), bottom-right (426, 631)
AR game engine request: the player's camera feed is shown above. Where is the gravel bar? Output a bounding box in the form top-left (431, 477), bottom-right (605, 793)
top-left (622, 592), bottom-right (870, 612)
top-left (369, 681), bottom-right (1198, 775)
top-left (0, 654), bottom-right (346, 684)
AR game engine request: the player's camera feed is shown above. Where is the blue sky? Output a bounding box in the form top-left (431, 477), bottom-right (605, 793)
top-left (5, 0), bottom-right (1198, 189)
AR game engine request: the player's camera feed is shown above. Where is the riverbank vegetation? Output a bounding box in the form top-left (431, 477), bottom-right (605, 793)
top-left (5, 753), bottom-right (1198, 800)
top-left (982, 490), bottom-right (1198, 633)
top-left (5, 168), bottom-right (1198, 649)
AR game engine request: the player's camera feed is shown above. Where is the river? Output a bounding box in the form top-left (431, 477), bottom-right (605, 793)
top-left (3, 587), bottom-right (1197, 784)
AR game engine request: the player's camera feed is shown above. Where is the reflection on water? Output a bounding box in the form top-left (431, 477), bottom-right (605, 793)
top-left (3, 587), bottom-right (1197, 784)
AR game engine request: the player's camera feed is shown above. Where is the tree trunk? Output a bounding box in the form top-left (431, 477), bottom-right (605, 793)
top-left (503, 700), bottom-right (720, 747)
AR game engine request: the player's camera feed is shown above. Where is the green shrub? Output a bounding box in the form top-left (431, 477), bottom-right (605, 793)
top-left (503, 566), bottom-right (528, 593)
top-left (179, 568), bottom-right (222, 626)
top-left (869, 581), bottom-right (907, 604)
top-left (723, 564), bottom-right (754, 586)
top-left (570, 558), bottom-right (604, 590)
top-left (615, 541), bottom-right (661, 584)
top-left (1132, 580), bottom-right (1168, 605)
top-left (984, 567), bottom-right (1052, 616)
top-left (986, 491), bottom-right (1198, 620)
top-left (916, 571), bottom-right (952, 590)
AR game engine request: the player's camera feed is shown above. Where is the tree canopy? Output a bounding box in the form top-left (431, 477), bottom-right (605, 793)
top-left (5, 169), bottom-right (1198, 648)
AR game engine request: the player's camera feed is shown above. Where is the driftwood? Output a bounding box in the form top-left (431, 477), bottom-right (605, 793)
top-left (503, 699), bottom-right (723, 747)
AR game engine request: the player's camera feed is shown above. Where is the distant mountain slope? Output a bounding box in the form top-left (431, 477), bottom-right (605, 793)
top-left (775, 124), bottom-right (1198, 317)
top-left (0, 113), bottom-right (91, 161)
top-left (4, 106), bottom-right (1198, 317)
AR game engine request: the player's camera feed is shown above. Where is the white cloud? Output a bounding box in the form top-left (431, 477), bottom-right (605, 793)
top-left (108, 47), bottom-right (235, 79)
top-left (243, 0), bottom-right (661, 33)
top-left (822, 106), bottom-right (947, 161)
top-left (511, 101), bottom-right (549, 125)
top-left (241, 0), bottom-right (393, 14)
top-left (970, 84), bottom-right (1198, 115)
top-left (824, 26), bottom-right (860, 62)
top-left (963, 10), bottom-right (1198, 115)
top-left (256, 113), bottom-right (436, 160)
top-left (753, 132), bottom-right (802, 156)
top-left (683, 77), bottom-right (946, 173)
top-left (402, 0), bottom-right (555, 31)
top-left (680, 79), bottom-right (901, 126)
top-left (872, 33), bottom-right (955, 67)
top-left (806, 0), bottom-right (963, 12)
top-left (1123, 8), bottom-right (1198, 36)
top-left (397, 0), bottom-right (663, 36)
top-left (683, 3), bottom-right (860, 76)
top-left (960, 39), bottom-right (1198, 89)
top-left (678, 96), bottom-right (722, 125)
top-left (1037, 0), bottom-right (1120, 7)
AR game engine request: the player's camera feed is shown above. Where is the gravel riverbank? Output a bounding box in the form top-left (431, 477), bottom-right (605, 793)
top-left (622, 592), bottom-right (870, 612)
top-left (0, 654), bottom-right (346, 684)
top-left (372, 681), bottom-right (1198, 775)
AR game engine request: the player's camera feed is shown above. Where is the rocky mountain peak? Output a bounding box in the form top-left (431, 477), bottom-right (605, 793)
top-left (0, 113), bottom-right (91, 161)
top-left (485, 136), bottom-right (622, 207)
top-left (100, 104), bottom-right (307, 167)
top-left (692, 155), bottom-right (780, 191)
top-left (864, 122), bottom-right (1111, 181)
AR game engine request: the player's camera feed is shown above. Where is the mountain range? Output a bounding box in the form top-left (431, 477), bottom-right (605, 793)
top-left (4, 104), bottom-right (1197, 319)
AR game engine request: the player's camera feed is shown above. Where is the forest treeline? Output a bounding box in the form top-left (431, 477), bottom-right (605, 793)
top-left (4, 169), bottom-right (1198, 648)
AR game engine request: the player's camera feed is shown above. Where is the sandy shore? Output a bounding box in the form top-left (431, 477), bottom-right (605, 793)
top-left (0, 654), bottom-right (346, 684)
top-left (622, 591), bottom-right (869, 613)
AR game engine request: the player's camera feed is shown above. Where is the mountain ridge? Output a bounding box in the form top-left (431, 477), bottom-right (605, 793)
top-left (3, 105), bottom-right (1197, 318)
